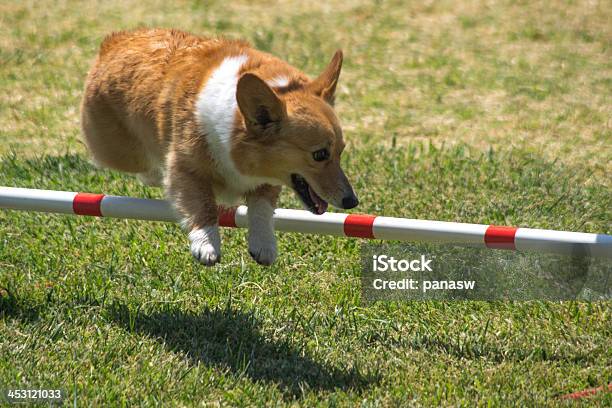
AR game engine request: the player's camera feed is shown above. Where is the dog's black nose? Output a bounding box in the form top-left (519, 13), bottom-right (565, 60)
top-left (342, 194), bottom-right (359, 209)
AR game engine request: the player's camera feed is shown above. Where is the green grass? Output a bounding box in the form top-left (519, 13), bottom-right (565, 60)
top-left (1, 146), bottom-right (610, 405)
top-left (1, 0), bottom-right (611, 406)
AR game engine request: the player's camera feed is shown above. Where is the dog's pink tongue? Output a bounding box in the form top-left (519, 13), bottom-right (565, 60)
top-left (308, 185), bottom-right (328, 214)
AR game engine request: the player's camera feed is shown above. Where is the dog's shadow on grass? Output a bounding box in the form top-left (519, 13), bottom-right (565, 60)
top-left (0, 289), bottom-right (40, 323)
top-left (107, 302), bottom-right (376, 397)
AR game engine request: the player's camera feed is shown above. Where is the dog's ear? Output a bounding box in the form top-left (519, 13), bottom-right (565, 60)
top-left (308, 50), bottom-right (343, 105)
top-left (237, 73), bottom-right (286, 135)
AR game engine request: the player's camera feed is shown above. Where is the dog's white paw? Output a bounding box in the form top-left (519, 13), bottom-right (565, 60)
top-left (189, 227), bottom-right (221, 266)
top-left (191, 241), bottom-right (221, 266)
top-left (249, 240), bottom-right (276, 266)
top-left (249, 228), bottom-right (276, 266)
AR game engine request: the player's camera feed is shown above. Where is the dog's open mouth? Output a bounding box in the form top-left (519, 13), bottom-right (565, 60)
top-left (291, 174), bottom-right (328, 215)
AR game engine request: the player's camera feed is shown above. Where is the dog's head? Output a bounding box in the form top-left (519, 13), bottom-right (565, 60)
top-left (235, 50), bottom-right (358, 214)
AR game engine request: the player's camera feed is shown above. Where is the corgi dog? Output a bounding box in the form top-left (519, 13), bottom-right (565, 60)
top-left (81, 29), bottom-right (358, 266)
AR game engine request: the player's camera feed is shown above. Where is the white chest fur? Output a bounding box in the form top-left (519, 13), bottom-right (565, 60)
top-left (195, 55), bottom-right (281, 205)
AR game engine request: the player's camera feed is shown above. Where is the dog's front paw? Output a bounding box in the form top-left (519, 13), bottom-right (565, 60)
top-left (248, 235), bottom-right (277, 266)
top-left (191, 241), bottom-right (221, 266)
top-left (249, 245), bottom-right (277, 266)
top-left (246, 197), bottom-right (277, 266)
top-left (189, 227), bottom-right (221, 266)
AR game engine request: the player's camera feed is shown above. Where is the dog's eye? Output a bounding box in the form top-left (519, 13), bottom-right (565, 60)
top-left (312, 148), bottom-right (330, 162)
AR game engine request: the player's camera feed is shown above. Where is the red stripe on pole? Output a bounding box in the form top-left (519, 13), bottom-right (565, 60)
top-left (344, 214), bottom-right (376, 238)
top-left (218, 207), bottom-right (237, 228)
top-left (485, 225), bottom-right (517, 249)
top-left (73, 193), bottom-right (104, 216)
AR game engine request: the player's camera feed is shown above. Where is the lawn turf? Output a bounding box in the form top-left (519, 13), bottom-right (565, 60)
top-left (1, 0), bottom-right (611, 406)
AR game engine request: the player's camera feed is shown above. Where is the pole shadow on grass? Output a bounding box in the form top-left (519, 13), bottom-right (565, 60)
top-left (107, 302), bottom-right (377, 398)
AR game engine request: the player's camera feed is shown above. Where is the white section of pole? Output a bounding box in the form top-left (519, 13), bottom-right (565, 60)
top-left (0, 187), bottom-right (77, 215)
top-left (233, 207), bottom-right (348, 235)
top-left (234, 205), bottom-right (248, 228)
top-left (100, 195), bottom-right (178, 222)
top-left (515, 228), bottom-right (612, 258)
top-left (273, 209), bottom-right (348, 236)
top-left (373, 217), bottom-right (489, 245)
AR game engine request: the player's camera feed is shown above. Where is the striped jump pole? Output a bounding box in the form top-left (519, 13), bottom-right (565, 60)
top-left (1, 186), bottom-right (611, 258)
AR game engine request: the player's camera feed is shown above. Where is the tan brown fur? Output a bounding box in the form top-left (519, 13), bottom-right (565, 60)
top-left (81, 28), bottom-right (357, 266)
